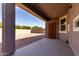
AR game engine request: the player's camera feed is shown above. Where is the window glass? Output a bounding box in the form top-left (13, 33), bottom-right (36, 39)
top-left (61, 25), bottom-right (66, 31)
top-left (76, 20), bottom-right (79, 27)
top-left (60, 18), bottom-right (66, 31)
top-left (61, 18), bottom-right (66, 24)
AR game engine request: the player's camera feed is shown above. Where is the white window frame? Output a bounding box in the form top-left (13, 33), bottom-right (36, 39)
top-left (59, 15), bottom-right (67, 33)
top-left (73, 15), bottom-right (79, 31)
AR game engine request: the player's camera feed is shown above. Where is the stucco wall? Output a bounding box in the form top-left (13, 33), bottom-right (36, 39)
top-left (67, 4), bottom-right (79, 56)
top-left (59, 33), bottom-right (68, 41)
top-left (59, 4), bottom-right (79, 55)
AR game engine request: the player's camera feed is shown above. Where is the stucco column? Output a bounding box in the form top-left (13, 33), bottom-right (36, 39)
top-left (45, 21), bottom-right (48, 38)
top-left (2, 3), bottom-right (15, 55)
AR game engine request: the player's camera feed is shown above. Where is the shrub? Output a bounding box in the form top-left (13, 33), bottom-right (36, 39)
top-left (31, 26), bottom-right (44, 33)
top-left (16, 25), bottom-right (31, 29)
top-left (22, 26), bottom-right (31, 29)
top-left (0, 22), bottom-right (2, 28)
top-left (32, 26), bottom-right (44, 29)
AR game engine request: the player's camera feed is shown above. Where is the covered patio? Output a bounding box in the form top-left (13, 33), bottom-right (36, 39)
top-left (13, 38), bottom-right (74, 56)
top-left (1, 3), bottom-right (79, 56)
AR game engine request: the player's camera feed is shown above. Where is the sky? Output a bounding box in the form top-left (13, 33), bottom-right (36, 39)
top-left (0, 4), bottom-right (45, 28)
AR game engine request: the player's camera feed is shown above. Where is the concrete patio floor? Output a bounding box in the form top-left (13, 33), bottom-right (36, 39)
top-left (13, 38), bottom-right (74, 56)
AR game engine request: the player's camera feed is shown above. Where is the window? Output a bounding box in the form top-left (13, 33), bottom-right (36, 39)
top-left (75, 20), bottom-right (79, 27)
top-left (59, 15), bottom-right (67, 33)
top-left (60, 18), bottom-right (66, 31)
top-left (73, 15), bottom-right (79, 31)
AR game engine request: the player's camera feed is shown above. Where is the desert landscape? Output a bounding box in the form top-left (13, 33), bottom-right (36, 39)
top-left (0, 28), bottom-right (44, 42)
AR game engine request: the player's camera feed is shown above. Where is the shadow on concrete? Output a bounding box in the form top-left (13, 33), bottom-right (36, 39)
top-left (15, 35), bottom-right (45, 49)
top-left (0, 35), bottom-right (44, 54)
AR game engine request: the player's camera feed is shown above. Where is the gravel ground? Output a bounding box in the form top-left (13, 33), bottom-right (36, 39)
top-left (0, 28), bottom-right (44, 42)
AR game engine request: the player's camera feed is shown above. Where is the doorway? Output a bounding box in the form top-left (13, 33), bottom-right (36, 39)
top-left (48, 22), bottom-right (56, 39)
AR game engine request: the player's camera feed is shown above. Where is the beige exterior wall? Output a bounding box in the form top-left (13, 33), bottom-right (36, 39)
top-left (59, 4), bottom-right (79, 55)
top-left (59, 33), bottom-right (68, 41)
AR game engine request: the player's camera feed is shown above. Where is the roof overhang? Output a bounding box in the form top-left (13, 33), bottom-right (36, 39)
top-left (16, 3), bottom-right (71, 21)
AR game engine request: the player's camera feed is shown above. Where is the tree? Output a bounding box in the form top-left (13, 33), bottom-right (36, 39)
top-left (32, 26), bottom-right (44, 30)
top-left (0, 22), bottom-right (2, 28)
top-left (31, 26), bottom-right (44, 33)
top-left (16, 25), bottom-right (31, 29)
top-left (16, 25), bottom-right (22, 29)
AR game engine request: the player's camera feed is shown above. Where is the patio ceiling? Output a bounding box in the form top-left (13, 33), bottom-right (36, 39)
top-left (22, 3), bottom-right (70, 21)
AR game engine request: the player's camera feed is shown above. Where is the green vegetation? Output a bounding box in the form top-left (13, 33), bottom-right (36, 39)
top-left (0, 22), bottom-right (2, 28)
top-left (31, 26), bottom-right (44, 33)
top-left (16, 25), bottom-right (31, 29)
top-left (16, 25), bottom-right (44, 30)
top-left (0, 22), bottom-right (44, 30)
top-left (32, 26), bottom-right (44, 30)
